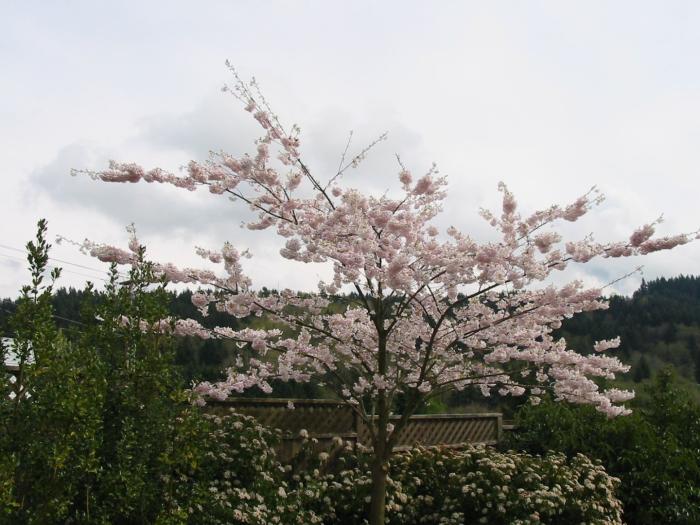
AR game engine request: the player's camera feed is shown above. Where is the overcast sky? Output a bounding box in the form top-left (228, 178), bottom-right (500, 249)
top-left (1, 1), bottom-right (699, 299)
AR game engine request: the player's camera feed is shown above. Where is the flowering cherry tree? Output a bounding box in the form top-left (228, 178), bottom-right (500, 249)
top-left (72, 66), bottom-right (698, 525)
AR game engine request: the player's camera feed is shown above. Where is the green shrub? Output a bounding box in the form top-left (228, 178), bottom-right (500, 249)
top-left (0, 221), bottom-right (321, 525)
top-left (294, 444), bottom-right (623, 525)
top-left (506, 372), bottom-right (700, 524)
top-left (1, 220), bottom-right (105, 524)
top-left (157, 410), bottom-right (321, 525)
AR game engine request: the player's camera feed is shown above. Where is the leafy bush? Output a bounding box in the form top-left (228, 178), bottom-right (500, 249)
top-left (0, 221), bottom-right (309, 524)
top-left (0, 222), bottom-right (325, 525)
top-left (157, 410), bottom-right (320, 525)
top-left (506, 371), bottom-right (700, 524)
top-left (294, 444), bottom-right (623, 525)
top-left (1, 220), bottom-right (105, 523)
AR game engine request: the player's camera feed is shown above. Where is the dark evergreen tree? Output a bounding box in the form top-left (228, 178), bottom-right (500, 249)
top-left (633, 355), bottom-right (652, 383)
top-left (689, 335), bottom-right (700, 383)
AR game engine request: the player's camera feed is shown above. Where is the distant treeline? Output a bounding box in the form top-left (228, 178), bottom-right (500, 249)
top-left (3, 275), bottom-right (700, 394)
top-left (0, 286), bottom-right (333, 398)
top-left (554, 275), bottom-right (700, 384)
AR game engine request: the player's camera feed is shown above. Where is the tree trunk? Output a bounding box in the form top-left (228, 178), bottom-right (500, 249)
top-left (369, 292), bottom-right (390, 525)
top-left (368, 455), bottom-right (388, 525)
top-left (369, 396), bottom-right (389, 525)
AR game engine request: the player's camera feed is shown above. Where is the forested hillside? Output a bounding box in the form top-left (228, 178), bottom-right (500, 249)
top-left (3, 275), bottom-right (700, 388)
top-left (555, 275), bottom-right (700, 383)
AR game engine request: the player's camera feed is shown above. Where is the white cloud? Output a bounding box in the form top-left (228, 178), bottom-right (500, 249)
top-left (2, 0), bottom-right (699, 299)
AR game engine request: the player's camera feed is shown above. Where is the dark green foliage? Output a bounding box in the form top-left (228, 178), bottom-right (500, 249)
top-left (556, 275), bottom-right (700, 381)
top-left (689, 335), bottom-right (700, 383)
top-left (632, 355), bottom-right (651, 382)
top-left (1, 220), bottom-right (105, 523)
top-left (82, 256), bottom-right (188, 523)
top-left (506, 369), bottom-right (700, 525)
top-left (0, 220), bottom-right (298, 524)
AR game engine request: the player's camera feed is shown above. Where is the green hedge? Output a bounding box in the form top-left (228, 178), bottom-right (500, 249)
top-left (505, 371), bottom-right (700, 524)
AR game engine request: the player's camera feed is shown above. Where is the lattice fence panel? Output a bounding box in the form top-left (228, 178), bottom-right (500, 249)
top-left (205, 398), bottom-right (356, 436)
top-left (204, 399), bottom-right (502, 455)
top-left (357, 414), bottom-right (501, 447)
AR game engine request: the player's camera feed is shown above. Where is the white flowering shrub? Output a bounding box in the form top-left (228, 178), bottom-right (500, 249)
top-left (145, 409), bottom-right (623, 524)
top-left (157, 409), bottom-right (322, 525)
top-left (297, 444), bottom-right (624, 525)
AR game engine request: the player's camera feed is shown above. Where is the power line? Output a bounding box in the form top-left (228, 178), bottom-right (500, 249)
top-left (52, 314), bottom-right (88, 327)
top-left (1, 306), bottom-right (87, 327)
top-left (0, 243), bottom-right (120, 276)
top-left (0, 253), bottom-right (111, 282)
top-left (2, 309), bottom-right (88, 341)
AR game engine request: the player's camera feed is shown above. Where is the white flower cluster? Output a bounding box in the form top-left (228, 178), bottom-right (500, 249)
top-left (156, 410), bottom-right (623, 524)
top-left (292, 444), bottom-right (623, 525)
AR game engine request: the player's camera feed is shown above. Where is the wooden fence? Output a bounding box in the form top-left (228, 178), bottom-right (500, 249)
top-left (4, 363), bottom-right (511, 452)
top-left (357, 413), bottom-right (502, 450)
top-left (206, 398), bottom-right (503, 460)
